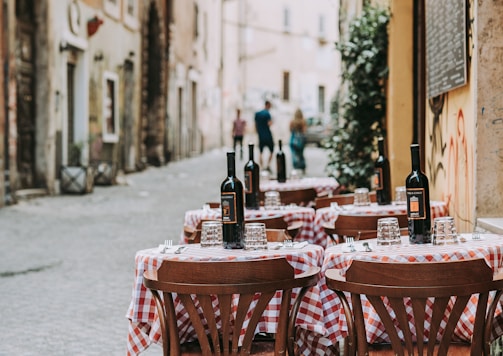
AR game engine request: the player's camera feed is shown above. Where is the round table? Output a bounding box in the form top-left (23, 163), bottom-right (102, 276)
top-left (126, 242), bottom-right (325, 355)
top-left (319, 233), bottom-right (503, 348)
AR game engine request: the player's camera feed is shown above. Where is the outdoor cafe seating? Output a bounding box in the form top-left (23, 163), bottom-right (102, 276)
top-left (143, 258), bottom-right (320, 356)
top-left (325, 258), bottom-right (503, 355)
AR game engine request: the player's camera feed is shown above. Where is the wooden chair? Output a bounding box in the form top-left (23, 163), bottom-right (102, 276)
top-left (205, 202), bottom-right (220, 208)
top-left (143, 258), bottom-right (320, 356)
top-left (279, 188), bottom-right (318, 206)
top-left (325, 258), bottom-right (503, 356)
top-left (259, 188), bottom-right (318, 207)
top-left (246, 215), bottom-right (304, 240)
top-left (315, 191), bottom-right (377, 210)
top-left (265, 228), bottom-right (289, 242)
top-left (323, 213), bottom-right (408, 244)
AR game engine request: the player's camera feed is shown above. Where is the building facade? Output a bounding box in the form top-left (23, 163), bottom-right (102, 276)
top-left (0, 0), bottom-right (341, 207)
top-left (221, 0), bottom-right (341, 147)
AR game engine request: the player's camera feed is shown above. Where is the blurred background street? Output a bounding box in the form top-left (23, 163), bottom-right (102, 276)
top-left (0, 146), bottom-right (329, 356)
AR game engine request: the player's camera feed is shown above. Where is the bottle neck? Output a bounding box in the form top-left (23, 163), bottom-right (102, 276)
top-left (411, 145), bottom-right (421, 171)
top-left (278, 140), bottom-right (283, 151)
top-left (378, 139), bottom-right (385, 157)
top-left (227, 152), bottom-right (236, 177)
top-left (248, 144), bottom-right (254, 161)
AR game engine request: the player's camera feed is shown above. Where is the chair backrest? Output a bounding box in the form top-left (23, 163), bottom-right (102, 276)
top-left (144, 258), bottom-right (320, 356)
top-left (246, 215), bottom-right (303, 240)
top-left (325, 258), bottom-right (501, 356)
top-left (278, 187), bottom-right (318, 206)
top-left (331, 213), bottom-right (408, 241)
top-left (246, 214), bottom-right (288, 229)
top-left (265, 228), bottom-right (289, 242)
top-left (315, 191), bottom-right (377, 209)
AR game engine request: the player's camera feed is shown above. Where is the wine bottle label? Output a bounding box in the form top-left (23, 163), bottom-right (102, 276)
top-left (221, 192), bottom-right (237, 223)
top-left (374, 168), bottom-right (383, 190)
top-left (406, 188), bottom-right (426, 219)
top-left (244, 171), bottom-right (252, 193)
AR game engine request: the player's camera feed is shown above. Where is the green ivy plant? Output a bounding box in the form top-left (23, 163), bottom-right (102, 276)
top-left (326, 4), bottom-right (390, 192)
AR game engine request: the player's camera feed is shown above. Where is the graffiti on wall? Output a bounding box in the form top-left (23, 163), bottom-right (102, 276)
top-left (428, 99), bottom-right (473, 231)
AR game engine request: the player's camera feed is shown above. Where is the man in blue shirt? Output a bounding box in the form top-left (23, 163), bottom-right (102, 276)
top-left (254, 100), bottom-right (274, 170)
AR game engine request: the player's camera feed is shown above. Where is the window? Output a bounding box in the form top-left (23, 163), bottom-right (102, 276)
top-left (318, 14), bottom-right (326, 38)
top-left (194, 4), bottom-right (199, 39)
top-left (283, 7), bottom-right (291, 33)
top-left (318, 85), bottom-right (325, 113)
top-left (103, 71), bottom-right (120, 143)
top-left (283, 72), bottom-right (290, 101)
top-left (104, 0), bottom-right (120, 20)
top-left (123, 0), bottom-right (138, 29)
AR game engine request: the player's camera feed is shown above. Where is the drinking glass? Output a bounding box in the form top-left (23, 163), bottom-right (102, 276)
top-left (394, 186), bottom-right (407, 205)
top-left (244, 223), bottom-right (268, 250)
top-left (354, 187), bottom-right (371, 206)
top-left (200, 221), bottom-right (223, 247)
top-left (432, 216), bottom-right (458, 245)
top-left (260, 170), bottom-right (270, 182)
top-left (376, 217), bottom-right (402, 246)
top-left (290, 169), bottom-right (300, 180)
top-left (264, 191), bottom-right (281, 210)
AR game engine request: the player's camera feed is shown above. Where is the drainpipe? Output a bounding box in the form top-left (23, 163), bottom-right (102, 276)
top-left (413, 0), bottom-right (426, 170)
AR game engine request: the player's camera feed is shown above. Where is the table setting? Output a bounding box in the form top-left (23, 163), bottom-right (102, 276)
top-left (318, 232), bottom-right (503, 350)
top-left (126, 234), bottom-right (327, 356)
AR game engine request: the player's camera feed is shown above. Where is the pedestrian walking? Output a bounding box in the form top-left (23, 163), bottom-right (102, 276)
top-left (254, 100), bottom-right (274, 170)
top-left (232, 108), bottom-right (247, 159)
top-left (289, 108), bottom-right (307, 174)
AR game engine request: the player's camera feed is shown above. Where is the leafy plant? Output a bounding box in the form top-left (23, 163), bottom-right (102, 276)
top-left (325, 4), bottom-right (390, 192)
top-left (68, 142), bottom-right (83, 166)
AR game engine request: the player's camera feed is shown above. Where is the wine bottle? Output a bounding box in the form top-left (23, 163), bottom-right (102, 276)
top-left (374, 137), bottom-right (392, 205)
top-left (276, 139), bottom-right (287, 183)
top-left (244, 143), bottom-right (260, 209)
top-left (405, 144), bottom-right (431, 244)
top-left (221, 152), bottom-right (245, 249)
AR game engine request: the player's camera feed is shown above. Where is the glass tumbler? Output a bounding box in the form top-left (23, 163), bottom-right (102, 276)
top-left (354, 187), bottom-right (371, 206)
top-left (377, 217), bottom-right (402, 246)
top-left (200, 221), bottom-right (223, 247)
top-left (432, 216), bottom-right (458, 245)
top-left (264, 191), bottom-right (281, 210)
top-left (394, 186), bottom-right (407, 205)
top-left (244, 223), bottom-right (268, 250)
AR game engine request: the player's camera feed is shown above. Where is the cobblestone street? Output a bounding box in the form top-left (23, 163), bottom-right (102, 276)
top-left (0, 146), bottom-right (329, 356)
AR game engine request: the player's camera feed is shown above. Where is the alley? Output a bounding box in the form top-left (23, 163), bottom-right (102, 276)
top-left (0, 146), bottom-right (329, 356)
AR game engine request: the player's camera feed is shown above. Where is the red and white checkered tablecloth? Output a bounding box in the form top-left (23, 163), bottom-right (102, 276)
top-left (318, 233), bottom-right (503, 351)
top-left (260, 177), bottom-right (340, 197)
top-left (183, 206), bottom-right (317, 245)
top-left (125, 243), bottom-right (327, 356)
top-left (313, 201), bottom-right (449, 248)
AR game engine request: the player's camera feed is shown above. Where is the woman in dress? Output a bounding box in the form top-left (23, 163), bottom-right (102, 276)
top-left (289, 108), bottom-right (307, 174)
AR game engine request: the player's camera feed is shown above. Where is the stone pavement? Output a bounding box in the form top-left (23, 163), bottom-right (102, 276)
top-left (0, 146), bottom-right (330, 356)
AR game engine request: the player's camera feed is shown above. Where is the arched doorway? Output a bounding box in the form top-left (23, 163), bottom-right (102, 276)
top-left (140, 1), bottom-right (166, 167)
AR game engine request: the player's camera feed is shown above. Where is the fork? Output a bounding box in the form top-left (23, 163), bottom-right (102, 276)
top-left (163, 239), bottom-right (173, 253)
top-left (345, 236), bottom-right (356, 252)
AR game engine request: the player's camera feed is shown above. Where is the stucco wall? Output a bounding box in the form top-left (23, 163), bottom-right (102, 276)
top-left (475, 0), bottom-right (503, 218)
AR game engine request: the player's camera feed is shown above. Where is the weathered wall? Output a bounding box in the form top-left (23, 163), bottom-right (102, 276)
top-left (475, 0), bottom-right (503, 218)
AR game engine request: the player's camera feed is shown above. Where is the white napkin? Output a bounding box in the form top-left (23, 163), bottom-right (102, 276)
top-left (294, 241), bottom-right (309, 249)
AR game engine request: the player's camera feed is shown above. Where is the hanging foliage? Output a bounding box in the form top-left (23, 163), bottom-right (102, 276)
top-left (326, 4), bottom-right (390, 192)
